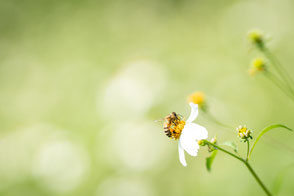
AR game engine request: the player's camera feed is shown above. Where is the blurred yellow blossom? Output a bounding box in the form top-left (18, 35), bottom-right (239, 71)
top-left (188, 92), bottom-right (205, 108)
top-left (249, 58), bottom-right (266, 75)
top-left (248, 29), bottom-right (264, 48)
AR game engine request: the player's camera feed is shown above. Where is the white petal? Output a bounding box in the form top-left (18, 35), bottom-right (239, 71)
top-left (179, 131), bottom-right (199, 157)
top-left (178, 142), bottom-right (187, 167)
top-left (182, 123), bottom-right (208, 140)
top-left (186, 103), bottom-right (199, 123)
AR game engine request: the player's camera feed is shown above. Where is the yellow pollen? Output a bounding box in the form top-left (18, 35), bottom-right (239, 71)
top-left (239, 127), bottom-right (247, 134)
top-left (171, 120), bottom-right (186, 140)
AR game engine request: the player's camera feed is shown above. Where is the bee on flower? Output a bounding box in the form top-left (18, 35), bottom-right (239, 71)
top-left (163, 103), bottom-right (208, 166)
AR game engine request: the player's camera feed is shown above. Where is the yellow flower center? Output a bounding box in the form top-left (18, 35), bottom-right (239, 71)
top-left (163, 112), bottom-right (186, 140)
top-left (238, 127), bottom-right (247, 135)
top-left (237, 125), bottom-right (252, 139)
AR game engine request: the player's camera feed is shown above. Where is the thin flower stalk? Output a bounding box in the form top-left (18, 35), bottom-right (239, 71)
top-left (246, 140), bottom-right (250, 162)
top-left (261, 47), bottom-right (294, 94)
top-left (264, 71), bottom-right (294, 101)
top-left (248, 29), bottom-right (294, 101)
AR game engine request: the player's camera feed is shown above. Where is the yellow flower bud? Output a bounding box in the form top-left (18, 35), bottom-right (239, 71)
top-left (198, 140), bottom-right (205, 146)
top-left (248, 29), bottom-right (265, 49)
top-left (248, 30), bottom-right (262, 42)
top-left (248, 58), bottom-right (266, 76)
top-left (252, 58), bottom-right (265, 71)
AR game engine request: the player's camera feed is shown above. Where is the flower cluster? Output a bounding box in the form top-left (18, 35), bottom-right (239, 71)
top-left (237, 125), bottom-right (252, 141)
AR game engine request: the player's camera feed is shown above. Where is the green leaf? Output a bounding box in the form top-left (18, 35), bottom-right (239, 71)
top-left (249, 124), bottom-right (292, 159)
top-left (221, 141), bottom-right (238, 153)
top-left (206, 150), bottom-right (218, 172)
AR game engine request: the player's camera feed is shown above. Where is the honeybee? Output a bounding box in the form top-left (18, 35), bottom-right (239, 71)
top-left (163, 112), bottom-right (182, 138)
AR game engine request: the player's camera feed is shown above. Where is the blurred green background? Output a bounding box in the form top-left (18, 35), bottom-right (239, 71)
top-left (0, 0), bottom-right (294, 195)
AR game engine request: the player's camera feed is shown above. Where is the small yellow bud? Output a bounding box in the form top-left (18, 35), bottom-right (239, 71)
top-left (188, 91), bottom-right (206, 108)
top-left (252, 58), bottom-right (265, 71)
top-left (248, 29), bottom-right (265, 49)
top-left (198, 140), bottom-right (205, 146)
top-left (248, 30), bottom-right (262, 42)
top-left (248, 30), bottom-right (264, 50)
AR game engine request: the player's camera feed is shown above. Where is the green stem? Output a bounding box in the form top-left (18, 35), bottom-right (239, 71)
top-left (261, 48), bottom-right (294, 94)
top-left (264, 71), bottom-right (294, 101)
top-left (244, 161), bottom-right (273, 196)
top-left (203, 140), bottom-right (244, 163)
top-left (203, 140), bottom-right (273, 196)
top-left (246, 140), bottom-right (250, 162)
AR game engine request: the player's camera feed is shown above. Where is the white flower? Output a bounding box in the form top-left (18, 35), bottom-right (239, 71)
top-left (178, 103), bottom-right (208, 167)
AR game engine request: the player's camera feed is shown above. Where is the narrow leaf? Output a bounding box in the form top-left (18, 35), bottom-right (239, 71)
top-left (249, 124), bottom-right (292, 158)
top-left (221, 141), bottom-right (238, 153)
top-left (206, 150), bottom-right (218, 172)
